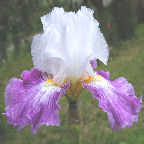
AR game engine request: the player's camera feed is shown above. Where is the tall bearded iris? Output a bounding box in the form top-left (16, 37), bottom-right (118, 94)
top-left (3, 7), bottom-right (142, 134)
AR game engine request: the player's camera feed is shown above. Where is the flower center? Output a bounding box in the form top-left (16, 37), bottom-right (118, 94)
top-left (44, 79), bottom-right (57, 87)
top-left (66, 80), bottom-right (83, 101)
top-left (83, 75), bottom-right (104, 83)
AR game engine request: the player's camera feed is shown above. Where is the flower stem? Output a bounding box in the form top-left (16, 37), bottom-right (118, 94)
top-left (67, 97), bottom-right (83, 144)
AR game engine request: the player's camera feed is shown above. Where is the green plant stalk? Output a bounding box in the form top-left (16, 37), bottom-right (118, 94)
top-left (67, 97), bottom-right (83, 144)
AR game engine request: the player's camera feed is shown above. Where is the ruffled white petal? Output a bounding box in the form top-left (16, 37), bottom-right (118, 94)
top-left (31, 6), bottom-right (109, 83)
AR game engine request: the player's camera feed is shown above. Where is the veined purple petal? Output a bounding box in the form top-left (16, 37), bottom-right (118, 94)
top-left (82, 71), bottom-right (142, 130)
top-left (3, 68), bottom-right (70, 134)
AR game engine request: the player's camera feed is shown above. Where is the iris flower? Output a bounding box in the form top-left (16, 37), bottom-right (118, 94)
top-left (3, 7), bottom-right (142, 134)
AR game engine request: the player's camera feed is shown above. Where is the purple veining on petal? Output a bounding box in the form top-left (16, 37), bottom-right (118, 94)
top-left (4, 68), bottom-right (70, 134)
top-left (90, 59), bottom-right (97, 68)
top-left (82, 71), bottom-right (142, 130)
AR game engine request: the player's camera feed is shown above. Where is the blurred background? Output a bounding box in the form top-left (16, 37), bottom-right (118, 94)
top-left (0, 0), bottom-right (144, 144)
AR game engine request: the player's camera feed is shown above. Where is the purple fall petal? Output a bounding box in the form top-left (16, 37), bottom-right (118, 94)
top-left (4, 68), bottom-right (70, 134)
top-left (97, 70), bottom-right (110, 80)
top-left (82, 71), bottom-right (142, 130)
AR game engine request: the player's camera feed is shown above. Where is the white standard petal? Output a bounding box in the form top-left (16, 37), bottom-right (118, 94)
top-left (31, 6), bottom-right (109, 83)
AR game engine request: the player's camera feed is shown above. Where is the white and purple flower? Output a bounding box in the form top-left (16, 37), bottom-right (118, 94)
top-left (3, 7), bottom-right (142, 134)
